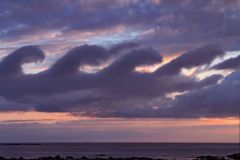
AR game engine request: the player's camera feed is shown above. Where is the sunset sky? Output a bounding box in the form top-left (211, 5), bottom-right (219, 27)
top-left (0, 0), bottom-right (239, 143)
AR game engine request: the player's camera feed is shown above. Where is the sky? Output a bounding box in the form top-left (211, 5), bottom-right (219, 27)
top-left (0, 0), bottom-right (239, 143)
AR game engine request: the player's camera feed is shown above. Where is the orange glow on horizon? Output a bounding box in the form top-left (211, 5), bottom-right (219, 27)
top-left (0, 111), bottom-right (238, 143)
top-left (0, 111), bottom-right (88, 124)
top-left (0, 111), bottom-right (238, 127)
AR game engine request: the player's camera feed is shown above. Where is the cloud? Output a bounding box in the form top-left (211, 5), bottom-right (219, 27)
top-left (108, 42), bottom-right (139, 54)
top-left (0, 46), bottom-right (44, 76)
top-left (0, 43), bottom-right (230, 119)
top-left (169, 71), bottom-right (240, 118)
top-left (212, 55), bottom-right (240, 70)
top-left (47, 44), bottom-right (108, 75)
top-left (1, 0), bottom-right (240, 54)
top-left (0, 97), bottom-right (31, 111)
top-left (0, 0), bottom-right (239, 126)
top-left (100, 47), bottom-right (162, 75)
top-left (155, 45), bottom-right (224, 76)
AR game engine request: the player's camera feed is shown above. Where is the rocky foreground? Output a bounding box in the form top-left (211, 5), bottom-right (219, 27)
top-left (0, 153), bottom-right (239, 160)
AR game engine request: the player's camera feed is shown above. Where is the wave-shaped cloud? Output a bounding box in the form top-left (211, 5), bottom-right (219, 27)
top-left (212, 55), bottom-right (240, 70)
top-left (0, 43), bottom-right (238, 118)
top-left (0, 46), bottom-right (45, 76)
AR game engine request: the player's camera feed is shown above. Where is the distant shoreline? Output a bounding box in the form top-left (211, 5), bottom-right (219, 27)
top-left (0, 142), bottom-right (239, 145)
top-left (0, 153), bottom-right (239, 160)
top-left (0, 143), bottom-right (41, 146)
top-left (0, 143), bottom-right (238, 160)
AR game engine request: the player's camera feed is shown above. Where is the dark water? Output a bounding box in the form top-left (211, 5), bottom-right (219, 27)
top-left (0, 143), bottom-right (239, 159)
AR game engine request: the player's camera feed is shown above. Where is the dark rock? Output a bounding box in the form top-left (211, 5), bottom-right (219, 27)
top-left (227, 153), bottom-right (240, 160)
top-left (0, 157), bottom-right (6, 160)
top-left (19, 157), bottom-right (24, 160)
top-left (196, 155), bottom-right (226, 160)
top-left (96, 155), bottom-right (106, 157)
top-left (80, 156), bottom-right (88, 160)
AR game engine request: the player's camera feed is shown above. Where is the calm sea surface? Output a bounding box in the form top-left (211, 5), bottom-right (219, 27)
top-left (0, 143), bottom-right (239, 159)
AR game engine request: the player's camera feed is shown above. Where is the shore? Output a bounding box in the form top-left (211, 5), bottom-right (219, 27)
top-left (0, 153), bottom-right (239, 160)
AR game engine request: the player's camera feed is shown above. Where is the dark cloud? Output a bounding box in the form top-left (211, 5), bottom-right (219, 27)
top-left (32, 74), bottom-right (222, 115)
top-left (212, 55), bottom-right (240, 70)
top-left (0, 46), bottom-right (44, 76)
top-left (101, 48), bottom-right (162, 75)
top-left (155, 45), bottom-right (224, 76)
top-left (169, 71), bottom-right (240, 118)
top-left (108, 42), bottom-right (139, 55)
top-left (47, 45), bottom-right (108, 75)
top-left (0, 44), bottom-right (230, 119)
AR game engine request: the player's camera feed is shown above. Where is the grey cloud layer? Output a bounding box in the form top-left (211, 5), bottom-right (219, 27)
top-left (1, 0), bottom-right (240, 53)
top-left (0, 44), bottom-right (236, 118)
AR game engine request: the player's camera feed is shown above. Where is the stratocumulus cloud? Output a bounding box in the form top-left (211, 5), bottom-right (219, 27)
top-left (0, 43), bottom-right (237, 118)
top-left (1, 0), bottom-right (240, 53)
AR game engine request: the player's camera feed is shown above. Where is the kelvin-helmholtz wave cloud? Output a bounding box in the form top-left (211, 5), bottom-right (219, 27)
top-left (0, 0), bottom-right (240, 119)
top-left (0, 44), bottom-right (239, 118)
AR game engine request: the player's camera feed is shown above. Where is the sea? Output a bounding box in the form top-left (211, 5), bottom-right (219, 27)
top-left (0, 143), bottom-right (239, 159)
